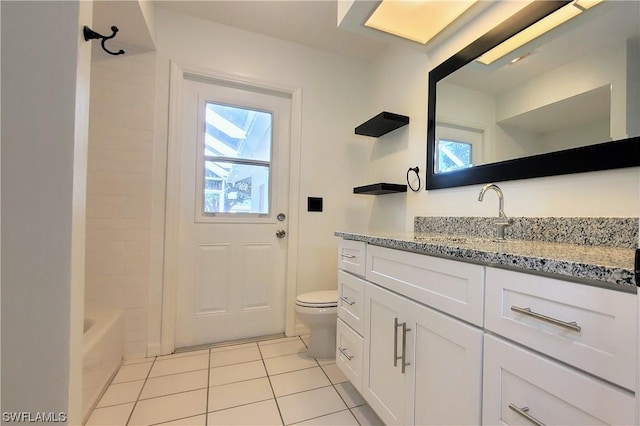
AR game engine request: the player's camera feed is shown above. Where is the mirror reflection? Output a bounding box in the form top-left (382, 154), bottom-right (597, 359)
top-left (434, 0), bottom-right (640, 174)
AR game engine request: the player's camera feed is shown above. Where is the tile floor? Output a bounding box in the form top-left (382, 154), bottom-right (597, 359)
top-left (86, 336), bottom-right (383, 425)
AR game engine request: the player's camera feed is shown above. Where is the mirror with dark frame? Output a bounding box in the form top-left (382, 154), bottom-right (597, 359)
top-left (426, 0), bottom-right (640, 190)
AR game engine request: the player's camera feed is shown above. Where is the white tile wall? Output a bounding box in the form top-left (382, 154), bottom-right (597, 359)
top-left (85, 52), bottom-right (157, 359)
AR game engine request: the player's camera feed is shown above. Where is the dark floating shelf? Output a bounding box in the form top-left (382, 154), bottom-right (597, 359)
top-left (355, 112), bottom-right (409, 137)
top-left (353, 183), bottom-right (408, 195)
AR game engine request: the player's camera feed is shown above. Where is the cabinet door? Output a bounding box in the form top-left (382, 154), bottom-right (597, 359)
top-left (483, 335), bottom-right (635, 426)
top-left (363, 282), bottom-right (413, 425)
top-left (410, 299), bottom-right (483, 425)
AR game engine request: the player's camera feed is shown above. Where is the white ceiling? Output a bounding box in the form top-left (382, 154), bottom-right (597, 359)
top-left (153, 1), bottom-right (391, 61)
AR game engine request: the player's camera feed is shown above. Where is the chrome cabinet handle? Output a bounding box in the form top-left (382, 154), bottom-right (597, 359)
top-left (340, 296), bottom-right (355, 305)
top-left (401, 322), bottom-right (411, 374)
top-left (393, 317), bottom-right (400, 367)
top-left (338, 347), bottom-right (353, 360)
top-left (508, 404), bottom-right (546, 426)
top-left (510, 306), bottom-right (581, 332)
top-left (340, 253), bottom-right (356, 259)
top-left (393, 318), bottom-right (411, 373)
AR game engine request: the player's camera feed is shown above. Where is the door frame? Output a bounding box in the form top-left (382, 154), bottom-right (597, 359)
top-left (161, 61), bottom-right (302, 354)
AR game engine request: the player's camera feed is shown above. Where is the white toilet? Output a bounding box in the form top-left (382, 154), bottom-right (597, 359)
top-left (295, 290), bottom-right (338, 358)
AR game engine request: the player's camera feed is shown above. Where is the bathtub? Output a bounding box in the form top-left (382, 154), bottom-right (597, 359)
top-left (82, 311), bottom-right (124, 422)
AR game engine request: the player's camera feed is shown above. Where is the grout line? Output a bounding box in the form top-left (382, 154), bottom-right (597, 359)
top-left (268, 364), bottom-right (321, 378)
top-left (289, 408), bottom-right (353, 426)
top-left (148, 413), bottom-right (206, 426)
top-left (125, 356), bottom-right (157, 426)
top-left (206, 396), bottom-right (277, 416)
top-left (208, 374), bottom-right (268, 390)
top-left (258, 337), bottom-right (289, 426)
top-left (209, 357), bottom-right (263, 370)
top-left (143, 366), bottom-right (210, 381)
top-left (205, 348), bottom-right (211, 426)
top-left (317, 361), bottom-right (363, 426)
top-left (137, 386), bottom-right (209, 403)
top-left (177, 333), bottom-right (286, 353)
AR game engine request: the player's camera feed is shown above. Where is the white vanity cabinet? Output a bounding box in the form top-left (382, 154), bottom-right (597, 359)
top-left (363, 282), bottom-right (483, 425)
top-left (483, 267), bottom-right (637, 425)
top-left (362, 245), bottom-right (485, 425)
top-left (335, 239), bottom-right (638, 425)
top-left (336, 241), bottom-right (367, 391)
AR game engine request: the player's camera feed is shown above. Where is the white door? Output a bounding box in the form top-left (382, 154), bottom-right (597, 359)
top-left (175, 75), bottom-right (291, 348)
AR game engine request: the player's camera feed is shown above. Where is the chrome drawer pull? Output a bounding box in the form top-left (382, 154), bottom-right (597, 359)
top-left (340, 253), bottom-right (356, 259)
top-left (338, 347), bottom-right (353, 360)
top-left (340, 296), bottom-right (355, 305)
top-left (393, 317), bottom-right (400, 367)
top-left (508, 404), bottom-right (545, 426)
top-left (510, 306), bottom-right (582, 332)
top-left (393, 318), bottom-right (411, 373)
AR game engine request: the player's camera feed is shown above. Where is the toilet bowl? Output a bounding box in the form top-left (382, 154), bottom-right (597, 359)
top-left (295, 290), bottom-right (338, 358)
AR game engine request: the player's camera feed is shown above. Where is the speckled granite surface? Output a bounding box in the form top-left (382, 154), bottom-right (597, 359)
top-left (414, 217), bottom-right (638, 248)
top-left (336, 217), bottom-right (638, 290)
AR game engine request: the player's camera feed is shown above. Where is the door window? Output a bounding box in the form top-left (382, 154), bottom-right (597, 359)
top-left (200, 102), bottom-right (273, 216)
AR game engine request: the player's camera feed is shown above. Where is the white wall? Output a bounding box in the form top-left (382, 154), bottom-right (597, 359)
top-left (366, 47), bottom-right (431, 232)
top-left (147, 8), bottom-right (374, 348)
top-left (85, 52), bottom-right (157, 359)
top-left (1, 1), bottom-right (91, 423)
top-left (366, 13), bottom-right (639, 232)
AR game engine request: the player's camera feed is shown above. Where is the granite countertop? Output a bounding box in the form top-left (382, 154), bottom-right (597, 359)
top-left (335, 230), bottom-right (637, 292)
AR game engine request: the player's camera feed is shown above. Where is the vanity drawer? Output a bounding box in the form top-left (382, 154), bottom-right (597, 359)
top-left (485, 267), bottom-right (637, 390)
top-left (338, 240), bottom-right (366, 277)
top-left (336, 318), bottom-right (364, 392)
top-left (366, 245), bottom-right (485, 326)
top-left (338, 271), bottom-right (365, 336)
top-left (483, 334), bottom-right (635, 426)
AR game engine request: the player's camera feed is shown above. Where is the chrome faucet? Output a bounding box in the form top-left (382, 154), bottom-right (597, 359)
top-left (478, 183), bottom-right (511, 240)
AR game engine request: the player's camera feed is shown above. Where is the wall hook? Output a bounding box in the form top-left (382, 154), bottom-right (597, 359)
top-left (83, 25), bottom-right (125, 56)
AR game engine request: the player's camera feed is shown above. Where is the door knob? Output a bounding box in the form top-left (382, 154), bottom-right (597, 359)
top-left (276, 229), bottom-right (286, 238)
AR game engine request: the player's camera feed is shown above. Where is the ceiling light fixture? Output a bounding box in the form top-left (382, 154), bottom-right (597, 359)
top-left (365, 0), bottom-right (477, 45)
top-left (476, 0), bottom-right (602, 65)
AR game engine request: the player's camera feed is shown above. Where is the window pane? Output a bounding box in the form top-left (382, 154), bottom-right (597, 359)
top-left (437, 139), bottom-right (473, 173)
top-left (203, 161), bottom-right (269, 214)
top-left (205, 103), bottom-right (272, 162)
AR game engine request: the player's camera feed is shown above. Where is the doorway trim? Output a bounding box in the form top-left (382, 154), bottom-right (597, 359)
top-left (161, 61), bottom-right (302, 355)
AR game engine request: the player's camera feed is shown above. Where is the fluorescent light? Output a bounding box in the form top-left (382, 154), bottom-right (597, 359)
top-left (365, 0), bottom-right (477, 45)
top-left (574, 0), bottom-right (603, 11)
top-left (477, 0), bottom-right (603, 65)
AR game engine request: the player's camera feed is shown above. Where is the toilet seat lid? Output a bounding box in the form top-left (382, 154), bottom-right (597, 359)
top-left (296, 290), bottom-right (337, 307)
